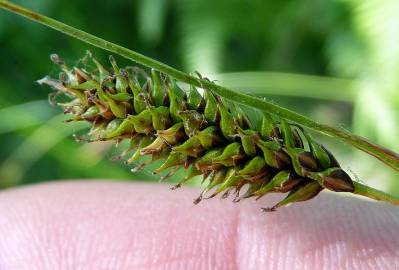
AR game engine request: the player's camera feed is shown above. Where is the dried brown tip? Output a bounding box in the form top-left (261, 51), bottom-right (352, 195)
top-left (323, 168), bottom-right (355, 192)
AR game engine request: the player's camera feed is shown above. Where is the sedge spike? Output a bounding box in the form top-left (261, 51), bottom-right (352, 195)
top-left (38, 53), bottom-right (399, 211)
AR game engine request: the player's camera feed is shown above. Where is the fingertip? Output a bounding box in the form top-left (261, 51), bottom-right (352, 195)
top-left (237, 192), bottom-right (399, 270)
top-left (0, 181), bottom-right (239, 270)
top-left (1, 181), bottom-right (399, 270)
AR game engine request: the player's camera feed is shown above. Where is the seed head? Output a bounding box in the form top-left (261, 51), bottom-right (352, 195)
top-left (39, 53), bottom-right (357, 211)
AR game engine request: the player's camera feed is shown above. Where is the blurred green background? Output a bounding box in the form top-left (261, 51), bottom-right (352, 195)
top-left (0, 0), bottom-right (398, 193)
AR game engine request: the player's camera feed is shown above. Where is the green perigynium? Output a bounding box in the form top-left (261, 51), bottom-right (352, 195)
top-left (40, 53), bottom-right (356, 211)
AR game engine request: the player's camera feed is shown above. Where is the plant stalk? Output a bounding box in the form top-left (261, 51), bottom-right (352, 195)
top-left (353, 182), bottom-right (399, 206)
top-left (0, 1), bottom-right (398, 175)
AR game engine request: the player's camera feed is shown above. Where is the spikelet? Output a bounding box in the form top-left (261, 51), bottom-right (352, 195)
top-left (39, 52), bottom-right (356, 211)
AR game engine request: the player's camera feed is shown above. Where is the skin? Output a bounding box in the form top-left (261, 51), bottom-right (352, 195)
top-left (0, 181), bottom-right (398, 270)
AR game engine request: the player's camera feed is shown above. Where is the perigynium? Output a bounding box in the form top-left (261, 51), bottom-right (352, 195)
top-left (39, 52), bottom-right (356, 211)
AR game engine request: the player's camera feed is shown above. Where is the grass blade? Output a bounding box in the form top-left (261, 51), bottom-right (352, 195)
top-left (213, 72), bottom-right (355, 102)
top-left (0, 100), bottom-right (55, 134)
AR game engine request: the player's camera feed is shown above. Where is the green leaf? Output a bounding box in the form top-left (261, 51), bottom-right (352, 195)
top-left (0, 100), bottom-right (55, 134)
top-left (213, 71), bottom-right (355, 102)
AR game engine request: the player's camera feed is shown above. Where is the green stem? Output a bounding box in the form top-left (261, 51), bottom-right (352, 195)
top-left (1, 0), bottom-right (399, 174)
top-left (353, 182), bottom-right (399, 206)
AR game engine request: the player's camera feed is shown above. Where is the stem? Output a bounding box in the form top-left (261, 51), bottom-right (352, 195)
top-left (353, 182), bottom-right (399, 206)
top-left (1, 0), bottom-right (399, 174)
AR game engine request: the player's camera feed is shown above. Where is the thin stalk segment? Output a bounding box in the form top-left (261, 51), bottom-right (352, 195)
top-left (353, 182), bottom-right (399, 206)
